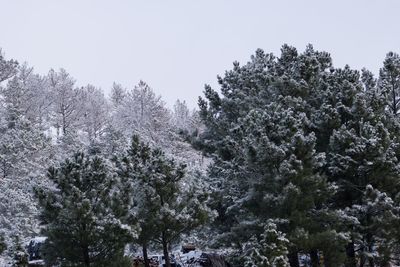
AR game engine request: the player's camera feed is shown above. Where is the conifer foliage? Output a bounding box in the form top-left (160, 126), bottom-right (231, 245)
top-left (35, 153), bottom-right (133, 267)
top-left (117, 135), bottom-right (211, 267)
top-left (198, 45), bottom-right (400, 266)
top-left (4, 42), bottom-right (400, 267)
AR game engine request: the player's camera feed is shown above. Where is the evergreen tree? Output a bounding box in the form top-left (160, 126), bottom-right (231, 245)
top-left (112, 81), bottom-right (171, 147)
top-left (80, 85), bottom-right (109, 142)
top-left (378, 52), bottom-right (400, 116)
top-left (197, 45), bottom-right (400, 266)
top-left (172, 100), bottom-right (192, 133)
top-left (115, 135), bottom-right (154, 267)
top-left (243, 221), bottom-right (290, 267)
top-left (36, 153), bottom-right (134, 267)
top-left (47, 68), bottom-right (83, 136)
top-left (198, 45), bottom-right (344, 265)
top-left (0, 49), bottom-right (18, 83)
top-left (118, 135), bottom-right (210, 267)
top-left (0, 71), bottom-right (53, 254)
top-left (1, 64), bottom-right (51, 126)
top-left (346, 185), bottom-right (397, 266)
top-left (99, 124), bottom-right (127, 157)
top-left (110, 82), bottom-right (126, 107)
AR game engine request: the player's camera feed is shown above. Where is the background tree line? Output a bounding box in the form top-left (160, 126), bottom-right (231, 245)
top-left (0, 49), bottom-right (206, 266)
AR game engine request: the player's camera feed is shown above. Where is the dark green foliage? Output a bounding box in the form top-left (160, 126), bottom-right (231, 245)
top-left (243, 221), bottom-right (290, 266)
top-left (117, 135), bottom-right (210, 267)
top-left (36, 153), bottom-right (133, 267)
top-left (378, 52), bottom-right (400, 116)
top-left (198, 45), bottom-right (400, 265)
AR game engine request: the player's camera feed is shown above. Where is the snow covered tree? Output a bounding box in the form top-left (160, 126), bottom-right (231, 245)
top-left (0, 49), bottom-right (18, 83)
top-left (36, 153), bottom-right (134, 267)
top-left (378, 52), bottom-right (400, 116)
top-left (172, 100), bottom-right (191, 132)
top-left (0, 69), bottom-right (53, 254)
top-left (243, 221), bottom-right (290, 267)
top-left (112, 81), bottom-right (171, 147)
top-left (99, 124), bottom-right (127, 157)
top-left (0, 52), bottom-right (51, 258)
top-left (0, 115), bottom-right (51, 236)
top-left (115, 135), bottom-right (154, 267)
top-left (5, 42), bottom-right (400, 267)
top-left (117, 135), bottom-right (210, 267)
top-left (196, 44), bottom-right (400, 266)
top-left (110, 81), bottom-right (206, 173)
top-left (345, 185), bottom-right (398, 266)
top-left (47, 68), bottom-right (83, 136)
top-left (80, 84), bottom-right (109, 142)
top-left (1, 64), bottom-right (52, 126)
top-left (110, 82), bottom-right (126, 108)
top-left (324, 68), bottom-right (400, 266)
top-left (198, 45), bottom-right (343, 266)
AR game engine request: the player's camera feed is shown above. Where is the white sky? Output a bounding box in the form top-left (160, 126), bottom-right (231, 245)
top-left (1, 0), bottom-right (400, 108)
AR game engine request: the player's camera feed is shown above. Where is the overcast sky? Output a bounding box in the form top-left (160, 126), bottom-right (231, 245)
top-left (1, 0), bottom-right (400, 108)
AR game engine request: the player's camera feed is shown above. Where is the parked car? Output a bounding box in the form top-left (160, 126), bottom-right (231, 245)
top-left (177, 251), bottom-right (231, 267)
top-left (149, 254), bottom-right (181, 267)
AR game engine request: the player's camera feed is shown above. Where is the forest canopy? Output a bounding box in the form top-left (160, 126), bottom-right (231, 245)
top-left (1, 45), bottom-right (400, 266)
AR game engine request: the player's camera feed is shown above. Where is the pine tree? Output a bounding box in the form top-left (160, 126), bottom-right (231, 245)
top-left (243, 221), bottom-right (290, 267)
top-left (47, 68), bottom-right (83, 136)
top-left (1, 64), bottom-right (51, 126)
top-left (172, 100), bottom-right (191, 133)
top-left (110, 82), bottom-right (126, 107)
top-left (324, 65), bottom-right (400, 266)
top-left (36, 153), bottom-right (134, 267)
top-left (115, 135), bottom-right (154, 267)
top-left (0, 70), bottom-right (53, 254)
top-left (118, 135), bottom-right (210, 267)
top-left (112, 81), bottom-right (171, 147)
top-left (196, 44), bottom-right (400, 266)
top-left (0, 49), bottom-right (18, 83)
top-left (346, 185), bottom-right (397, 266)
top-left (198, 45), bottom-right (345, 265)
top-left (80, 85), bottom-right (109, 142)
top-left (378, 52), bottom-right (400, 116)
top-left (99, 124), bottom-right (127, 157)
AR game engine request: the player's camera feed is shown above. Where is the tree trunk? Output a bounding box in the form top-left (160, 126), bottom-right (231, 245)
top-left (345, 242), bottom-right (357, 267)
top-left (310, 249), bottom-right (320, 267)
top-left (368, 257), bottom-right (375, 267)
top-left (359, 243), bottom-right (365, 267)
top-left (61, 104), bottom-right (67, 135)
top-left (323, 252), bottom-right (331, 267)
top-left (367, 233), bottom-right (375, 267)
top-left (288, 250), bottom-right (299, 267)
top-left (83, 245), bottom-right (90, 267)
top-left (143, 243), bottom-right (150, 267)
top-left (360, 256), bottom-right (365, 267)
top-left (162, 231), bottom-right (171, 267)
